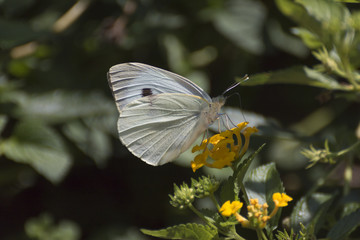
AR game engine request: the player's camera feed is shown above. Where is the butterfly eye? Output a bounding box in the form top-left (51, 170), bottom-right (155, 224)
top-left (142, 88), bottom-right (153, 97)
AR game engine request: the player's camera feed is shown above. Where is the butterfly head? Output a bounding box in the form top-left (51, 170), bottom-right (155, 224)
top-left (212, 95), bottom-right (226, 107)
top-left (204, 95), bottom-right (226, 125)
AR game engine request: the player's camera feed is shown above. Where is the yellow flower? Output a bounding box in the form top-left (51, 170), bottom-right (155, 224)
top-left (239, 126), bottom-right (258, 158)
top-left (235, 213), bottom-right (249, 226)
top-left (220, 193), bottom-right (293, 230)
top-left (208, 148), bottom-right (235, 169)
top-left (208, 134), bottom-right (226, 145)
top-left (191, 122), bottom-right (258, 172)
top-left (272, 193), bottom-right (293, 207)
top-left (191, 149), bottom-right (209, 172)
top-left (244, 198), bottom-right (270, 229)
top-left (219, 200), bottom-right (243, 217)
top-left (191, 141), bottom-right (207, 152)
top-left (268, 192), bottom-right (293, 219)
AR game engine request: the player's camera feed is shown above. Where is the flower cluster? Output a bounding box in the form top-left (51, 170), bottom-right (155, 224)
top-left (219, 200), bottom-right (243, 217)
top-left (169, 176), bottom-right (220, 209)
top-left (169, 183), bottom-right (195, 209)
top-left (191, 122), bottom-right (258, 172)
top-left (219, 193), bottom-right (293, 229)
top-left (301, 141), bottom-right (335, 168)
top-left (191, 176), bottom-right (219, 198)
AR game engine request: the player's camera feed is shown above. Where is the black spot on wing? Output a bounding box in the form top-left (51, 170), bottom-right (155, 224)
top-left (142, 88), bottom-right (153, 97)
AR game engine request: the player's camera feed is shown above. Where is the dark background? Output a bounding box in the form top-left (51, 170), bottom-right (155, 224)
top-left (1, 0), bottom-right (359, 239)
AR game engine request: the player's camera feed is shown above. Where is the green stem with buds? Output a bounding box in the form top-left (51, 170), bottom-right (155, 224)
top-left (188, 204), bottom-right (216, 229)
top-left (189, 204), bottom-right (245, 240)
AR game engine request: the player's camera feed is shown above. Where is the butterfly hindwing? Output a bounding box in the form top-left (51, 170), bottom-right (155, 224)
top-left (118, 93), bottom-right (210, 165)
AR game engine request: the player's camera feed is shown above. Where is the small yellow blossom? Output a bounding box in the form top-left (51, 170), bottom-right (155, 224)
top-left (245, 198), bottom-right (269, 229)
top-left (269, 192), bottom-right (293, 219)
top-left (191, 141), bottom-right (207, 152)
top-left (191, 122), bottom-right (258, 172)
top-left (273, 193), bottom-right (293, 207)
top-left (219, 193), bottom-right (293, 230)
top-left (249, 198), bottom-right (258, 205)
top-left (208, 134), bottom-right (226, 145)
top-left (219, 200), bottom-right (243, 217)
top-left (190, 149), bottom-right (209, 172)
top-left (239, 126), bottom-right (258, 157)
top-left (235, 213), bottom-right (249, 227)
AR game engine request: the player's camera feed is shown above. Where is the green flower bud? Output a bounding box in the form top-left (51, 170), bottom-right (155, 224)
top-left (191, 176), bottom-right (219, 198)
top-left (169, 182), bottom-right (195, 209)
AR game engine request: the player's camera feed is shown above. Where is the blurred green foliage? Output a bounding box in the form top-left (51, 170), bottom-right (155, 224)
top-left (0, 0), bottom-right (359, 239)
top-left (25, 213), bottom-right (81, 240)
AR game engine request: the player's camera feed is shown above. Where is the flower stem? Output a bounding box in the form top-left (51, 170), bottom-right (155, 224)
top-left (189, 203), bottom-right (245, 240)
top-left (256, 229), bottom-right (268, 240)
top-left (341, 55), bottom-right (360, 90)
top-left (210, 193), bottom-right (226, 221)
top-left (260, 229), bottom-right (268, 240)
top-left (268, 205), bottom-right (279, 219)
top-left (188, 204), bottom-right (216, 229)
top-left (210, 193), bottom-right (221, 211)
top-left (306, 140), bottom-right (359, 196)
top-left (336, 140), bottom-right (360, 157)
top-left (343, 156), bottom-right (353, 196)
top-left (306, 163), bottom-right (338, 196)
top-left (229, 228), bottom-right (246, 240)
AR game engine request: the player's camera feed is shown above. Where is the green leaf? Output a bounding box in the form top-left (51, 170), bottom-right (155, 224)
top-left (275, 0), bottom-right (322, 36)
top-left (326, 209), bottom-right (360, 240)
top-left (0, 120), bottom-right (72, 184)
top-left (235, 143), bottom-right (266, 188)
top-left (336, 0), bottom-right (360, 3)
top-left (220, 176), bottom-right (236, 204)
top-left (0, 115), bottom-right (7, 135)
top-left (290, 193), bottom-right (334, 234)
top-left (212, 0), bottom-right (266, 54)
top-left (292, 27), bottom-right (323, 49)
top-left (219, 144), bottom-right (265, 204)
top-left (341, 202), bottom-right (360, 218)
top-left (268, 20), bottom-right (309, 57)
top-left (25, 213), bottom-right (81, 240)
top-left (244, 163), bottom-right (284, 205)
top-left (162, 34), bottom-right (189, 74)
top-left (296, 0), bottom-right (350, 33)
top-left (242, 66), bottom-right (345, 90)
top-left (8, 59), bottom-right (32, 77)
top-left (276, 0), bottom-right (350, 36)
top-left (350, 11), bottom-right (360, 30)
top-left (141, 223), bottom-right (218, 240)
top-left (63, 121), bottom-right (112, 168)
top-left (14, 90), bottom-right (117, 124)
top-left (243, 163), bottom-right (284, 231)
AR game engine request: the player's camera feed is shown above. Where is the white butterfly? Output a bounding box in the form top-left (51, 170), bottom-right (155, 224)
top-left (107, 62), bottom-right (225, 166)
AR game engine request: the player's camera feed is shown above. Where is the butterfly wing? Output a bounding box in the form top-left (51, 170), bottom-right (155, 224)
top-left (107, 62), bottom-right (212, 111)
top-left (118, 93), bottom-right (210, 165)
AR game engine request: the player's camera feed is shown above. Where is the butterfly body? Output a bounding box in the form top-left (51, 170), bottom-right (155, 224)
top-left (108, 63), bottom-right (225, 166)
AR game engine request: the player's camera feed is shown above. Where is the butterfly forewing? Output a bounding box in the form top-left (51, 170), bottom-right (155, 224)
top-left (118, 93), bottom-right (210, 165)
top-left (108, 62), bottom-right (212, 111)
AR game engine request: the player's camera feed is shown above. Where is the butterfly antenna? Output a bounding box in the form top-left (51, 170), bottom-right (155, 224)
top-left (222, 74), bottom-right (249, 96)
top-left (223, 91), bottom-right (248, 125)
top-left (223, 75), bottom-right (249, 123)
